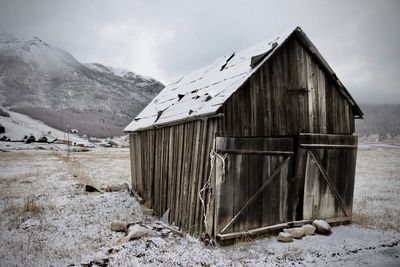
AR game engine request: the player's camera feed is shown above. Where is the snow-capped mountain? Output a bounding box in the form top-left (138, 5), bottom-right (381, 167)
top-left (0, 33), bottom-right (164, 137)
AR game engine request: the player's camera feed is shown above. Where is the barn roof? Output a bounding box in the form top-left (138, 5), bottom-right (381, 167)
top-left (125, 26), bottom-right (362, 133)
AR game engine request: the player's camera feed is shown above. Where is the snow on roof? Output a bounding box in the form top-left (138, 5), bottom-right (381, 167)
top-left (124, 28), bottom-right (295, 133)
top-left (124, 26), bottom-right (361, 132)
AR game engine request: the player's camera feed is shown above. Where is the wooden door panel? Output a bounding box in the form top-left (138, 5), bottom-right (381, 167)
top-left (214, 137), bottom-right (294, 237)
top-left (299, 134), bottom-right (358, 221)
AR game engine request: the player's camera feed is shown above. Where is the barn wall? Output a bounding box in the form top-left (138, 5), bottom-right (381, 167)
top-left (129, 117), bottom-right (219, 235)
top-left (219, 37), bottom-right (355, 137)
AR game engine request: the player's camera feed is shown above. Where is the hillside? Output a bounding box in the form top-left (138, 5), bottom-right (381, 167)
top-left (0, 33), bottom-right (164, 137)
top-left (356, 104), bottom-right (400, 136)
top-left (0, 109), bottom-right (89, 146)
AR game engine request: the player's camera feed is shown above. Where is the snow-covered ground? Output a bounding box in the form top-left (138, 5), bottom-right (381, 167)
top-left (0, 109), bottom-right (90, 146)
top-left (353, 142), bottom-right (400, 231)
top-left (0, 141), bottom-right (399, 266)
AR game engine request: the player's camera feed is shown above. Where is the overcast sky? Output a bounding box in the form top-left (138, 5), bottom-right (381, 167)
top-left (0, 0), bottom-right (399, 104)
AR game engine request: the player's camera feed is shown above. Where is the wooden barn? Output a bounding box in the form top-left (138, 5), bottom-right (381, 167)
top-left (124, 26), bottom-right (363, 242)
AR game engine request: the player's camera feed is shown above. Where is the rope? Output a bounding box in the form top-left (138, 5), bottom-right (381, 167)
top-left (198, 149), bottom-right (227, 239)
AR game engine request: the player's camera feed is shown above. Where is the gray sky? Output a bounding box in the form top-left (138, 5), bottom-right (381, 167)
top-left (0, 0), bottom-right (399, 104)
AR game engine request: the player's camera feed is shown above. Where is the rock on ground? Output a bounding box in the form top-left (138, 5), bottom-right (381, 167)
top-left (283, 227), bottom-right (305, 239)
top-left (277, 232), bottom-right (293, 242)
top-left (302, 224), bottom-right (316, 235)
top-left (111, 220), bottom-right (128, 232)
top-left (313, 219), bottom-right (332, 234)
top-left (102, 183), bottom-right (129, 192)
top-left (116, 224), bottom-right (155, 245)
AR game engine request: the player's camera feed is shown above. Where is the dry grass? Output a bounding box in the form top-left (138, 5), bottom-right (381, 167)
top-left (0, 170), bottom-right (41, 182)
top-left (3, 197), bottom-right (55, 216)
top-left (51, 151), bottom-right (102, 189)
top-left (2, 197), bottom-right (52, 228)
top-left (52, 149), bottom-right (130, 188)
top-left (352, 147), bottom-right (400, 231)
top-left (22, 196), bottom-right (43, 215)
top-left (0, 151), bottom-right (31, 161)
top-left (353, 193), bottom-right (399, 231)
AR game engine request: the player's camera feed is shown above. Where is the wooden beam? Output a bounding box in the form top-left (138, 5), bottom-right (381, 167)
top-left (300, 144), bottom-right (357, 149)
top-left (219, 223), bottom-right (288, 240)
top-left (217, 216), bottom-right (351, 240)
top-left (216, 149), bottom-right (293, 156)
top-left (126, 113), bottom-right (224, 133)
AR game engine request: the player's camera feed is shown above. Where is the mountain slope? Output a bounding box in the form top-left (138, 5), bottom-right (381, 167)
top-left (356, 104), bottom-right (400, 136)
top-left (0, 33), bottom-right (164, 137)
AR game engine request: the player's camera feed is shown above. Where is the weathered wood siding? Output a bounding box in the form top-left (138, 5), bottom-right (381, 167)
top-left (129, 118), bottom-right (219, 235)
top-left (219, 37), bottom-right (355, 137)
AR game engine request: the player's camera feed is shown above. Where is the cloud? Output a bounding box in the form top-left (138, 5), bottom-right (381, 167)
top-left (0, 0), bottom-right (399, 103)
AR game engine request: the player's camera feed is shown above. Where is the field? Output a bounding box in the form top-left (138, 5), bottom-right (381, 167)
top-left (0, 142), bottom-right (399, 266)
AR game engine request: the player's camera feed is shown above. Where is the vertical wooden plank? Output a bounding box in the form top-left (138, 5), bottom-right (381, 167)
top-left (174, 124), bottom-right (184, 225)
top-left (153, 130), bottom-right (158, 214)
top-left (214, 136), bottom-right (234, 235)
top-left (278, 139), bottom-right (290, 223)
top-left (157, 128), bottom-right (163, 215)
top-left (246, 139), bottom-right (263, 230)
top-left (196, 119), bottom-right (208, 235)
top-left (136, 133), bottom-right (143, 196)
top-left (261, 140), bottom-right (271, 226)
top-left (306, 51), bottom-right (315, 133)
top-left (183, 123), bottom-right (191, 230)
top-left (232, 138), bottom-right (248, 233)
top-left (148, 130), bottom-right (155, 208)
top-left (144, 131), bottom-right (150, 204)
top-left (164, 127), bottom-right (170, 213)
top-left (189, 121), bottom-right (201, 233)
top-left (207, 121), bottom-right (219, 237)
top-left (203, 119), bottom-right (216, 234)
top-left (168, 127), bottom-right (176, 223)
top-left (129, 134), bottom-right (137, 191)
top-left (303, 152), bottom-right (320, 219)
top-left (317, 68), bottom-right (327, 133)
top-left (174, 126), bottom-right (181, 223)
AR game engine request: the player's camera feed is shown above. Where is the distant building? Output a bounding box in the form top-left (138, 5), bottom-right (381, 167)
top-left (70, 129), bottom-right (79, 134)
top-left (124, 27), bottom-right (363, 243)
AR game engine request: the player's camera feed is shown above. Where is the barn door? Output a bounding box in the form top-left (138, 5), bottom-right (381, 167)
top-left (298, 134), bottom-right (358, 221)
top-left (213, 137), bottom-right (294, 240)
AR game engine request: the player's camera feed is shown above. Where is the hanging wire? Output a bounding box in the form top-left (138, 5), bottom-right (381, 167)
top-left (198, 149), bottom-right (227, 239)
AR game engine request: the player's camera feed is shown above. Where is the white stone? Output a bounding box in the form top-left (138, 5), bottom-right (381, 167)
top-left (312, 219), bottom-right (332, 234)
top-left (116, 224), bottom-right (156, 244)
top-left (111, 220), bottom-right (128, 232)
top-left (302, 224), bottom-right (316, 235)
top-left (102, 183), bottom-right (129, 192)
top-left (277, 232), bottom-right (293, 242)
top-left (283, 227), bottom-right (305, 239)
